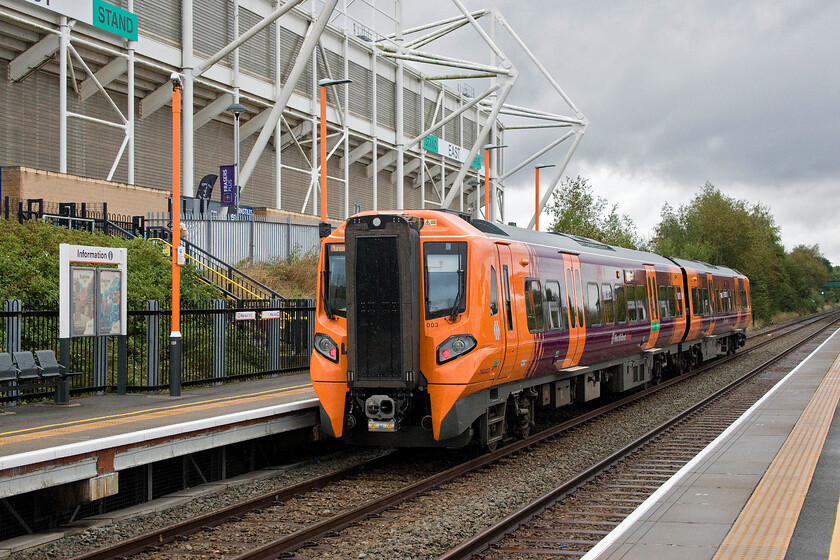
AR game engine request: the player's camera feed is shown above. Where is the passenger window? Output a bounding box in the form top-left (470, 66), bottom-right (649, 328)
top-left (692, 287), bottom-right (700, 315)
top-left (586, 282), bottom-right (601, 326)
top-left (668, 286), bottom-right (678, 318)
top-left (701, 288), bottom-right (710, 315)
top-left (601, 283), bottom-right (615, 324)
top-left (635, 285), bottom-right (647, 321)
top-left (545, 280), bottom-right (564, 330)
top-left (658, 285), bottom-right (669, 319)
top-left (740, 289), bottom-right (749, 310)
top-left (674, 286), bottom-right (684, 317)
top-left (490, 266), bottom-right (498, 316)
top-left (566, 269), bottom-right (576, 328)
top-left (615, 285), bottom-right (627, 323)
top-left (524, 279), bottom-right (545, 332)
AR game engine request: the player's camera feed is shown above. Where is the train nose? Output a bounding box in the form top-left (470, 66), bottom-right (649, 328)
top-left (365, 395), bottom-right (395, 420)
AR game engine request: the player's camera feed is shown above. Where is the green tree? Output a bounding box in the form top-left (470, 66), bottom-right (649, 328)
top-left (546, 176), bottom-right (641, 249)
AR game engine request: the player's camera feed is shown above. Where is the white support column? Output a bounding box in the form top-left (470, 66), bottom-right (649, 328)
top-left (371, 50), bottom-right (378, 210)
top-left (182, 0), bottom-right (195, 197)
top-left (233, 0), bottom-right (240, 104)
top-left (275, 2), bottom-right (283, 210)
top-left (343, 34), bottom-right (350, 218)
top-left (127, 0), bottom-right (135, 184)
top-left (394, 0), bottom-right (404, 210)
top-left (59, 16), bottom-right (68, 173)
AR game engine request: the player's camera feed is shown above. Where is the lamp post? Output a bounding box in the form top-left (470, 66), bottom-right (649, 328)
top-left (534, 164), bottom-right (555, 231)
top-left (317, 78), bottom-right (351, 235)
top-left (227, 102), bottom-right (247, 219)
top-left (483, 144), bottom-right (506, 222)
top-left (170, 73), bottom-right (182, 397)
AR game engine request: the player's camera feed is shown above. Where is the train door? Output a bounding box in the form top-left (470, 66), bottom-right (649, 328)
top-left (644, 264), bottom-right (660, 349)
top-left (495, 243), bottom-right (517, 380)
top-left (706, 272), bottom-right (717, 335)
top-left (561, 253), bottom-right (585, 368)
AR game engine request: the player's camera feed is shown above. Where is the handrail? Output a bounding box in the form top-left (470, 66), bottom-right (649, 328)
top-left (149, 238), bottom-right (265, 300)
top-left (146, 225), bottom-right (283, 301)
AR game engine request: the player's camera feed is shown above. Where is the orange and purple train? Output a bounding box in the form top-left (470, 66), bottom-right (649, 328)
top-left (311, 210), bottom-right (750, 448)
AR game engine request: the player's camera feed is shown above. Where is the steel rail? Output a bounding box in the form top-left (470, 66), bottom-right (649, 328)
top-left (437, 314), bottom-right (840, 560)
top-left (67, 452), bottom-right (397, 560)
top-left (227, 312), bottom-right (840, 560)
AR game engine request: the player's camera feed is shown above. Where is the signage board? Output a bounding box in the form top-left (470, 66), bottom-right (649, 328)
top-left (423, 135), bottom-right (482, 169)
top-left (92, 0), bottom-right (138, 41)
top-left (220, 165), bottom-right (236, 207)
top-left (20, 0), bottom-right (137, 41)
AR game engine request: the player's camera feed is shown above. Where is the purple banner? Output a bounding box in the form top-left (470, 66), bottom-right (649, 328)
top-left (219, 165), bottom-right (235, 207)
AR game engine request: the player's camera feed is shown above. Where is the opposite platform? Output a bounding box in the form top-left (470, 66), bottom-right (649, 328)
top-left (0, 372), bottom-right (318, 500)
top-left (584, 326), bottom-right (840, 560)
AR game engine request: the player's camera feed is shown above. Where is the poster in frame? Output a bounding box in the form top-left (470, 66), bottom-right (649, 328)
top-left (70, 267), bottom-right (97, 337)
top-left (97, 269), bottom-right (123, 336)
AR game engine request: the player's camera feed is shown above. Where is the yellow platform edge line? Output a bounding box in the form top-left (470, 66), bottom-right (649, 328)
top-left (714, 354), bottom-right (840, 560)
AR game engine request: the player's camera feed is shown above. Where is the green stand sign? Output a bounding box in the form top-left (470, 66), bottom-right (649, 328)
top-left (92, 0), bottom-right (138, 41)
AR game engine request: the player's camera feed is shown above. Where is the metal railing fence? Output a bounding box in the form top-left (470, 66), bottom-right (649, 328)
top-left (0, 298), bottom-right (314, 403)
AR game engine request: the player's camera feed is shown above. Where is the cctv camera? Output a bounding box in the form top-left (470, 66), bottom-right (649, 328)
top-left (170, 72), bottom-right (182, 87)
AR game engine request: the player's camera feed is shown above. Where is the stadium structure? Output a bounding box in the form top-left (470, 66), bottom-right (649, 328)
top-left (0, 0), bottom-right (587, 227)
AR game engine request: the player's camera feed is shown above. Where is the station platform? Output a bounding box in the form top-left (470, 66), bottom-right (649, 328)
top-left (584, 327), bottom-right (840, 560)
top-left (0, 373), bottom-right (319, 502)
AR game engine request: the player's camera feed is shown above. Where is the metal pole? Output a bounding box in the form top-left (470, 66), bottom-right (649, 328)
top-left (484, 148), bottom-right (489, 219)
top-left (535, 166), bottom-right (539, 231)
top-left (234, 112), bottom-right (240, 216)
top-left (170, 77), bottom-right (183, 397)
top-left (59, 16), bottom-right (68, 173)
top-left (182, 0), bottom-right (194, 197)
top-left (320, 84), bottom-right (328, 222)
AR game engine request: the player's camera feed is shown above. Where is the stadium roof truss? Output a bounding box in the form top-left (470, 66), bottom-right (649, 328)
top-left (0, 0), bottom-right (586, 226)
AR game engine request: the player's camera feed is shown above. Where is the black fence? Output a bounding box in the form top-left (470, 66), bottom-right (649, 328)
top-left (1, 298), bottom-right (314, 403)
top-left (3, 196), bottom-right (145, 238)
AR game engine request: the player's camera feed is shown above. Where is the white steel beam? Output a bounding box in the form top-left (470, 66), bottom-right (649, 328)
top-left (367, 150), bottom-right (398, 178)
top-left (392, 157), bottom-right (421, 183)
top-left (340, 141), bottom-right (372, 167)
top-left (240, 109), bottom-right (270, 139)
top-left (9, 33), bottom-right (59, 83)
top-left (239, 0), bottom-right (339, 190)
top-left (193, 94), bottom-right (233, 130)
top-left (140, 83), bottom-right (172, 119)
top-left (80, 57), bottom-right (127, 101)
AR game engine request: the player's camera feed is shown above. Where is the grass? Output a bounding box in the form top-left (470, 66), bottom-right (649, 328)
top-left (238, 252), bottom-right (318, 299)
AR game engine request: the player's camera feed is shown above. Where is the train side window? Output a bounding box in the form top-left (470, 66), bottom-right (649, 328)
top-left (615, 285), bottom-right (627, 323)
top-left (658, 285), bottom-right (670, 319)
top-left (586, 282), bottom-right (601, 326)
top-left (545, 280), bottom-right (564, 330)
top-left (740, 289), bottom-right (749, 310)
top-left (490, 266), bottom-right (498, 316)
top-left (503, 265), bottom-right (513, 330)
top-left (692, 287), bottom-right (700, 315)
top-left (635, 285), bottom-right (648, 321)
top-left (701, 288), bottom-right (710, 315)
top-left (524, 279), bottom-right (545, 332)
top-left (601, 283), bottom-right (615, 324)
top-left (674, 286), bottom-right (684, 317)
top-left (565, 270), bottom-right (577, 328)
top-left (574, 270), bottom-right (585, 327)
top-left (668, 286), bottom-right (678, 318)
top-left (627, 285), bottom-right (638, 322)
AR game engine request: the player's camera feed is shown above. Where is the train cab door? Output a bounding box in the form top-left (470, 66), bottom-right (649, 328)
top-left (495, 243), bottom-right (517, 380)
top-left (644, 264), bottom-right (660, 349)
top-left (561, 253), bottom-right (585, 368)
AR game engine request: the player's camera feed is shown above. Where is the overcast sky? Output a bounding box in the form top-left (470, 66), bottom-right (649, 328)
top-left (395, 1), bottom-right (840, 264)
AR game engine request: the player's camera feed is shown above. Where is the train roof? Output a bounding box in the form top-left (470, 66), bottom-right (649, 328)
top-left (461, 216), bottom-right (745, 278)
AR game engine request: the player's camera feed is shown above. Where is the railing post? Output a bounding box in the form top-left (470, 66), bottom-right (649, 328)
top-left (4, 299), bottom-right (21, 353)
top-left (212, 299), bottom-right (226, 383)
top-left (146, 300), bottom-right (160, 391)
top-left (117, 334), bottom-right (127, 394)
top-left (286, 218), bottom-right (291, 260)
top-left (93, 335), bottom-right (108, 393)
top-left (249, 219), bottom-right (255, 262)
top-left (268, 298), bottom-right (281, 373)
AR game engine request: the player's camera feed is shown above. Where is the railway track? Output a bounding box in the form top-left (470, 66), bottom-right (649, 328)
top-left (63, 311), bottom-right (838, 560)
top-left (438, 313), bottom-right (840, 559)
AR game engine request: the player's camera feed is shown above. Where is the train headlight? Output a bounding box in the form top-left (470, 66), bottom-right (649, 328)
top-left (437, 334), bottom-right (477, 364)
top-left (314, 333), bottom-right (339, 362)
